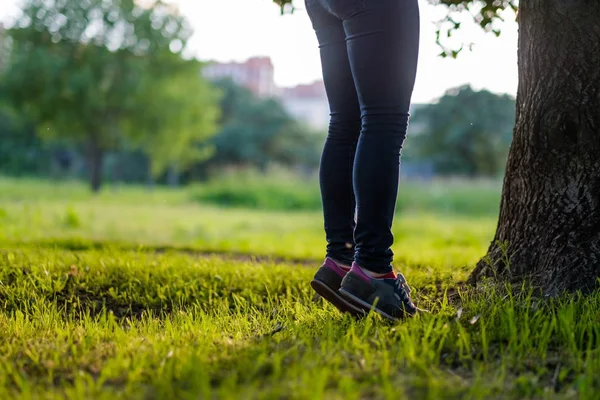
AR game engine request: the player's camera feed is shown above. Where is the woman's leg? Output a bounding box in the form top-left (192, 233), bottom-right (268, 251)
top-left (306, 0), bottom-right (361, 266)
top-left (344, 0), bottom-right (420, 274)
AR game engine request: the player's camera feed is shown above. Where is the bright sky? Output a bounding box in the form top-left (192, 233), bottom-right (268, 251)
top-left (0, 0), bottom-right (519, 103)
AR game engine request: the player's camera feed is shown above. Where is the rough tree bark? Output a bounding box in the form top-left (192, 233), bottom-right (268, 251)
top-left (469, 0), bottom-right (600, 294)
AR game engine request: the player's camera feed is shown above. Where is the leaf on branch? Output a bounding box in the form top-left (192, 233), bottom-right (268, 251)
top-left (427, 0), bottom-right (517, 57)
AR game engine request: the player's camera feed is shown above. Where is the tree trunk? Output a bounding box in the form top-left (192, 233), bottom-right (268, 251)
top-left (469, 0), bottom-right (600, 295)
top-left (167, 165), bottom-right (179, 187)
top-left (146, 174), bottom-right (155, 191)
top-left (88, 138), bottom-right (104, 193)
top-left (113, 152), bottom-right (123, 185)
top-left (146, 159), bottom-right (155, 191)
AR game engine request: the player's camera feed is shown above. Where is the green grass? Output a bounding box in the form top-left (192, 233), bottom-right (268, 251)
top-left (0, 172), bottom-right (502, 215)
top-left (190, 170), bottom-right (322, 211)
top-left (0, 177), bottom-right (598, 399)
top-left (191, 170), bottom-right (502, 216)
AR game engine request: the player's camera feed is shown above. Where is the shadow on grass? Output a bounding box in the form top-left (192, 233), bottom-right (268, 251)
top-left (7, 237), bottom-right (320, 266)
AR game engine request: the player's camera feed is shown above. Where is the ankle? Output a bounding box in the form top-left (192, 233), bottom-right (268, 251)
top-left (329, 258), bottom-right (352, 271)
top-left (359, 266), bottom-right (396, 279)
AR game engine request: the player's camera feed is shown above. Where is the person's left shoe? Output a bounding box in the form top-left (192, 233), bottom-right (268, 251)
top-left (339, 263), bottom-right (417, 321)
top-left (311, 258), bottom-right (366, 316)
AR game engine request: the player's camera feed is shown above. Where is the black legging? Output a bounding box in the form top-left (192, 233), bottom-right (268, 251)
top-left (306, 0), bottom-right (420, 273)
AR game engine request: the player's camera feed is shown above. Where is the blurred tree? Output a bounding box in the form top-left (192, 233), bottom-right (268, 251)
top-left (124, 58), bottom-right (221, 186)
top-left (203, 79), bottom-right (322, 173)
top-left (1, 0), bottom-right (193, 192)
top-left (276, 0), bottom-right (600, 294)
top-left (409, 85), bottom-right (515, 177)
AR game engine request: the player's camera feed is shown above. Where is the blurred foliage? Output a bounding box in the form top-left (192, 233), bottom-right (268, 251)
top-left (199, 78), bottom-right (323, 174)
top-left (0, 0), bottom-right (213, 191)
top-left (428, 0), bottom-right (518, 57)
top-left (409, 85), bottom-right (515, 177)
top-left (0, 108), bottom-right (52, 176)
top-left (124, 57), bottom-right (221, 182)
top-left (191, 169), bottom-right (322, 211)
top-left (274, 0), bottom-right (518, 57)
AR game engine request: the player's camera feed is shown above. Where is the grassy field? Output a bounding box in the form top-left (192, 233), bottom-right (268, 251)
top-left (0, 177), bottom-right (599, 399)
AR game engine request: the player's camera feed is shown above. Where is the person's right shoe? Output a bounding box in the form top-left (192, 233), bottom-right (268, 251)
top-left (311, 258), bottom-right (365, 316)
top-left (339, 263), bottom-right (417, 321)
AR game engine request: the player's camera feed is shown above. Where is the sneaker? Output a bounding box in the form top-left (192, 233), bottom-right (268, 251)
top-left (339, 263), bottom-right (417, 321)
top-left (311, 258), bottom-right (365, 316)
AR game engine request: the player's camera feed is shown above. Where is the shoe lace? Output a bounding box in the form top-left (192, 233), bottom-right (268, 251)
top-left (395, 273), bottom-right (411, 298)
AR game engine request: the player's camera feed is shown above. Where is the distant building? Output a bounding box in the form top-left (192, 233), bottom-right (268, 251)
top-left (203, 56), bottom-right (280, 98)
top-left (279, 90), bottom-right (428, 133)
top-left (202, 56), bottom-right (329, 130)
top-left (280, 80), bottom-right (329, 131)
top-left (202, 56), bottom-right (426, 133)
